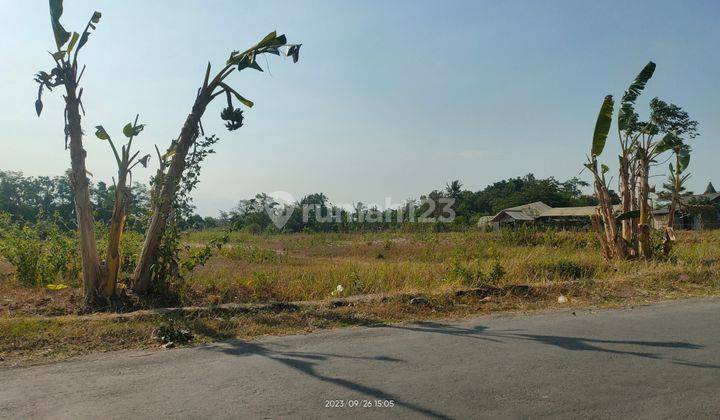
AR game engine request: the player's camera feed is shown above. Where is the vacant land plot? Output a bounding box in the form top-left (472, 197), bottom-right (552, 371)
top-left (2, 229), bottom-right (719, 365)
top-left (178, 229), bottom-right (720, 304)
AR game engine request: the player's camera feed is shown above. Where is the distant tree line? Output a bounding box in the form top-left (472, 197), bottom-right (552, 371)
top-left (217, 174), bottom-right (604, 233)
top-left (0, 170), bottom-right (150, 231)
top-left (1, 170), bottom-right (605, 234)
top-left (425, 174), bottom-right (605, 224)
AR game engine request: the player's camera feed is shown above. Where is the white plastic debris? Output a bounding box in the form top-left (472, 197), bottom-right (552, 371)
top-left (331, 284), bottom-right (345, 296)
top-left (557, 295), bottom-right (568, 304)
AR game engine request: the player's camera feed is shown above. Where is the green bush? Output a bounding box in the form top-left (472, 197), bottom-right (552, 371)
top-left (488, 261), bottom-right (506, 282)
top-left (119, 231), bottom-right (145, 275)
top-left (0, 214), bottom-right (80, 286)
top-left (244, 223), bottom-right (262, 234)
top-left (94, 224), bottom-right (146, 284)
top-left (544, 259), bottom-right (593, 279)
top-left (152, 316), bottom-right (193, 344)
top-left (450, 258), bottom-right (506, 286)
top-left (449, 257), bottom-right (483, 285)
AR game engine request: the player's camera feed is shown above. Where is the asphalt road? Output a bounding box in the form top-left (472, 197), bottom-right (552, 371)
top-left (2, 299), bottom-right (719, 419)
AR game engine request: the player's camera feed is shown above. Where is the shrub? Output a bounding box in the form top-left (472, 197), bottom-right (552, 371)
top-left (95, 226), bottom-right (145, 282)
top-left (0, 214), bottom-right (80, 286)
top-left (244, 223), bottom-right (262, 234)
top-left (488, 261), bottom-right (506, 282)
top-left (119, 231), bottom-right (145, 275)
top-left (450, 258), bottom-right (484, 285)
top-left (544, 259), bottom-right (593, 279)
top-left (450, 258), bottom-right (508, 286)
top-left (347, 269), bottom-right (365, 294)
top-left (650, 229), bottom-right (668, 259)
top-left (152, 316), bottom-right (193, 344)
top-left (0, 224), bottom-right (43, 285)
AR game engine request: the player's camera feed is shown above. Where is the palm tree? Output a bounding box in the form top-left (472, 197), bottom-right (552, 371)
top-left (445, 180), bottom-right (463, 199)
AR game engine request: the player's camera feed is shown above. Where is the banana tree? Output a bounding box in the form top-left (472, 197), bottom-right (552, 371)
top-left (585, 95), bottom-right (625, 260)
top-left (602, 61), bottom-right (698, 259)
top-left (632, 98), bottom-right (698, 258)
top-left (94, 118), bottom-right (150, 296)
top-left (34, 0), bottom-right (103, 303)
top-left (655, 132), bottom-right (691, 255)
top-left (131, 32), bottom-right (302, 293)
top-left (616, 62), bottom-right (655, 253)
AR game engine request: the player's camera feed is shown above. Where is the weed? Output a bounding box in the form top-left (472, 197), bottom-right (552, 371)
top-left (544, 259), bottom-right (593, 279)
top-left (152, 316), bottom-right (193, 344)
top-left (488, 261), bottom-right (506, 282)
top-left (500, 225), bottom-right (539, 246)
top-left (222, 245), bottom-right (283, 263)
top-left (3, 228), bottom-right (719, 313)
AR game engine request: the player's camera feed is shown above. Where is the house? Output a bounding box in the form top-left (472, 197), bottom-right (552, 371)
top-left (477, 201), bottom-right (620, 230)
top-left (536, 206), bottom-right (603, 227)
top-left (653, 182), bottom-right (720, 230)
top-left (479, 201), bottom-right (593, 230)
top-left (478, 182), bottom-right (720, 231)
top-left (484, 201), bottom-right (552, 230)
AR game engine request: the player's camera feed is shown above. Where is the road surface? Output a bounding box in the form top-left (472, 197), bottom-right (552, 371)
top-left (2, 299), bottom-right (719, 419)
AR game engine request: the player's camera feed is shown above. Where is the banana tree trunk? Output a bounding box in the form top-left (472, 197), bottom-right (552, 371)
top-left (65, 81), bottom-right (102, 304)
top-left (594, 177), bottom-right (625, 260)
top-left (131, 96), bottom-right (209, 293)
top-left (629, 160), bottom-right (639, 242)
top-left (667, 201), bottom-right (676, 229)
top-left (667, 154), bottom-right (681, 230)
top-left (637, 158), bottom-right (652, 259)
top-left (591, 213), bottom-right (612, 260)
top-left (663, 155), bottom-right (681, 256)
top-left (101, 172), bottom-right (129, 297)
top-left (618, 154), bottom-right (634, 251)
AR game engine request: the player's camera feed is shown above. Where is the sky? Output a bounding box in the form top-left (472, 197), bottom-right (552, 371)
top-left (0, 0), bottom-right (718, 216)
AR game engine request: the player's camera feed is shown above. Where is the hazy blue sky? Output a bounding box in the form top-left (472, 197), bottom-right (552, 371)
top-left (1, 0), bottom-right (718, 215)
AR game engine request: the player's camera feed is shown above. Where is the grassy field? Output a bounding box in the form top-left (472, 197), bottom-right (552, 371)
top-left (177, 228), bottom-right (718, 303)
top-left (2, 229), bottom-right (720, 366)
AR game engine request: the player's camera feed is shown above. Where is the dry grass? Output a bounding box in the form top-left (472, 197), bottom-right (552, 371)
top-left (2, 229), bottom-right (720, 315)
top-left (1, 229), bottom-right (719, 366)
top-left (180, 229), bottom-right (720, 306)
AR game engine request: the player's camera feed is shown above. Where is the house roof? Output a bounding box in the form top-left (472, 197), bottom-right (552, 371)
top-left (494, 210), bottom-right (536, 222)
top-left (680, 192), bottom-right (720, 205)
top-left (489, 201), bottom-right (551, 223)
top-left (503, 201), bottom-right (552, 216)
top-left (539, 206), bottom-right (599, 217)
top-left (483, 201), bottom-right (629, 224)
top-left (538, 205), bottom-right (624, 218)
top-left (705, 182), bottom-right (716, 194)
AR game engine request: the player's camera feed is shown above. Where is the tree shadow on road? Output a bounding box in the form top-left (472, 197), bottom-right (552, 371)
top-left (199, 316), bottom-right (716, 419)
top-left (201, 339), bottom-right (452, 419)
top-left (389, 320), bottom-right (717, 368)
